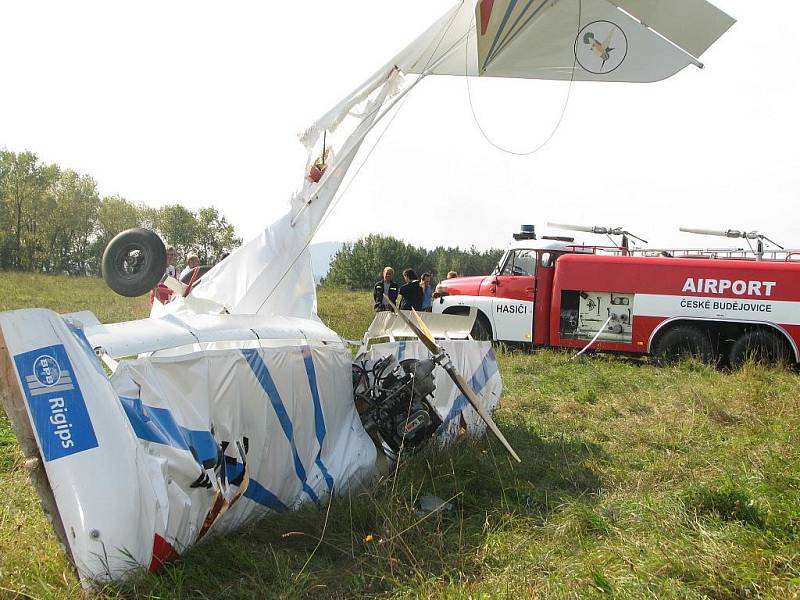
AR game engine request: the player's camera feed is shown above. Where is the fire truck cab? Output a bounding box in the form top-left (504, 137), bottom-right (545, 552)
top-left (433, 230), bottom-right (800, 366)
top-left (433, 239), bottom-right (592, 344)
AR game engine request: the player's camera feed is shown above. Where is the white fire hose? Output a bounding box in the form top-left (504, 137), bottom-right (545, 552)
top-left (571, 315), bottom-right (613, 360)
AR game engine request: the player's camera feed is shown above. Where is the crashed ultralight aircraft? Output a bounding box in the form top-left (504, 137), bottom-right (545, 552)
top-left (0, 0), bottom-right (733, 586)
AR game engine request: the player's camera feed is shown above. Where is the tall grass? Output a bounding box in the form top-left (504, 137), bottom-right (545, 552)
top-left (0, 274), bottom-right (798, 599)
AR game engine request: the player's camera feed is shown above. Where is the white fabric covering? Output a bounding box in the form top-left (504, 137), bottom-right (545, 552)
top-left (0, 309), bottom-right (377, 583)
top-left (1, 309), bottom-right (504, 585)
top-left (187, 69), bottom-right (402, 318)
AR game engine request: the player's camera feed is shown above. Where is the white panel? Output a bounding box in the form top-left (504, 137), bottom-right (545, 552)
top-left (634, 294), bottom-right (800, 326)
top-left (83, 313), bottom-right (342, 359)
top-left (362, 309), bottom-right (477, 343)
top-left (491, 298), bottom-right (534, 342)
top-left (0, 309), bottom-right (158, 584)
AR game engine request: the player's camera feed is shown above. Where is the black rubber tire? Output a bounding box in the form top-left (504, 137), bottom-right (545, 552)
top-left (652, 324), bottom-right (715, 365)
top-left (729, 329), bottom-right (791, 368)
top-left (101, 228), bottom-right (166, 297)
top-left (470, 312), bottom-right (493, 341)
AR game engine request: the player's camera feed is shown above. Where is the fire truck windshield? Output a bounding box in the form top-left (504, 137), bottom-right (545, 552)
top-left (501, 249), bottom-right (537, 277)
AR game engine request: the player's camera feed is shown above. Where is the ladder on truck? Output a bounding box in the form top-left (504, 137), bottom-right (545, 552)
top-left (623, 247), bottom-right (800, 262)
top-left (547, 223), bottom-right (800, 262)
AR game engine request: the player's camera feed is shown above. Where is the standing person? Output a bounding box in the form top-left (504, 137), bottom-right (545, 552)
top-left (447, 270), bottom-right (458, 279)
top-left (373, 267), bottom-right (399, 312)
top-left (420, 272), bottom-right (433, 312)
top-left (165, 246), bottom-right (177, 279)
top-left (399, 268), bottom-right (423, 311)
top-left (150, 245), bottom-right (178, 305)
top-left (180, 252), bottom-right (200, 281)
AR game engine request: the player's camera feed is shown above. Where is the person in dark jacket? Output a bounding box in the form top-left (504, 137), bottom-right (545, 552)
top-left (373, 267), bottom-right (399, 311)
top-left (399, 268), bottom-right (424, 311)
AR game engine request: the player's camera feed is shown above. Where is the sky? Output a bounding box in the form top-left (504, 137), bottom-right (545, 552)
top-left (1, 1), bottom-right (798, 255)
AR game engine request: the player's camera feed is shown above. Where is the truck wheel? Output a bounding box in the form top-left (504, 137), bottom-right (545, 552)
top-left (470, 313), bottom-right (492, 341)
top-left (729, 330), bottom-right (791, 368)
top-left (101, 228), bottom-right (166, 297)
top-left (652, 325), bottom-right (714, 364)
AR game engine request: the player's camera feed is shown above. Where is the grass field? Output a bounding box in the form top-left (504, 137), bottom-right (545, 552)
top-left (1, 272), bottom-right (799, 599)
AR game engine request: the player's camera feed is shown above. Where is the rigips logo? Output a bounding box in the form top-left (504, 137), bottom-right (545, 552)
top-left (14, 344), bottom-right (98, 461)
top-left (47, 396), bottom-right (74, 449)
top-left (34, 355), bottom-right (61, 387)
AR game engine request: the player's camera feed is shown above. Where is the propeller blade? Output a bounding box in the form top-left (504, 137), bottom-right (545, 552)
top-left (387, 298), bottom-right (440, 355)
top-left (411, 308), bottom-right (436, 344)
top-left (386, 298), bottom-right (521, 463)
top-left (444, 364), bottom-right (521, 463)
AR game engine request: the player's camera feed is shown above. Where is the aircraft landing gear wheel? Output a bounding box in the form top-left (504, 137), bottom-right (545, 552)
top-left (728, 330), bottom-right (790, 368)
top-left (102, 228), bottom-right (167, 297)
top-left (652, 325), bottom-right (714, 365)
top-left (470, 313), bottom-right (493, 342)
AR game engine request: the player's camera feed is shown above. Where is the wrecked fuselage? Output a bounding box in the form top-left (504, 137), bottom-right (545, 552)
top-left (0, 307), bottom-right (500, 585)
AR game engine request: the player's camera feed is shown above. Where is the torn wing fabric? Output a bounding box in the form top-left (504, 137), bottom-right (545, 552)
top-left (401, 0), bottom-right (734, 82)
top-left (190, 69), bottom-right (403, 318)
top-left (0, 308), bottom-right (376, 584)
top-left (0, 308), bottom-right (503, 584)
top-left (109, 343), bottom-right (377, 539)
top-left (299, 66), bottom-right (405, 154)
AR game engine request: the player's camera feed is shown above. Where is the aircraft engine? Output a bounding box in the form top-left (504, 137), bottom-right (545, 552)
top-left (352, 355), bottom-right (442, 454)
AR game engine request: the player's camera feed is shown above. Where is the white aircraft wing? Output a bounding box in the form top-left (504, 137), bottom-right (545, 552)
top-left (400, 0), bottom-right (735, 82)
top-left (82, 313), bottom-right (344, 359)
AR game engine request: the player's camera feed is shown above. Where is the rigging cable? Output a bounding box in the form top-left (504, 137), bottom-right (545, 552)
top-left (464, 0), bottom-right (582, 156)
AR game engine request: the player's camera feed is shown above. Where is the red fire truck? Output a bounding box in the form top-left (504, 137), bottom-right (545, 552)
top-left (432, 228), bottom-right (800, 366)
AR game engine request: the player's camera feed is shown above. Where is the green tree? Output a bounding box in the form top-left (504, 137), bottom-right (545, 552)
top-left (0, 153), bottom-right (15, 268)
top-left (194, 206), bottom-right (242, 264)
top-left (0, 148), bottom-right (243, 276)
top-left (43, 170), bottom-right (100, 274)
top-left (0, 150), bottom-right (49, 270)
top-left (324, 234), bottom-right (503, 290)
top-left (151, 204), bottom-right (198, 263)
top-left (24, 163), bottom-right (60, 272)
top-left (97, 196), bottom-right (141, 241)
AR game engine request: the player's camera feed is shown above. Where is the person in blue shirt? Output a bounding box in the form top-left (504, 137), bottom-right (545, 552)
top-left (420, 272), bottom-right (433, 312)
